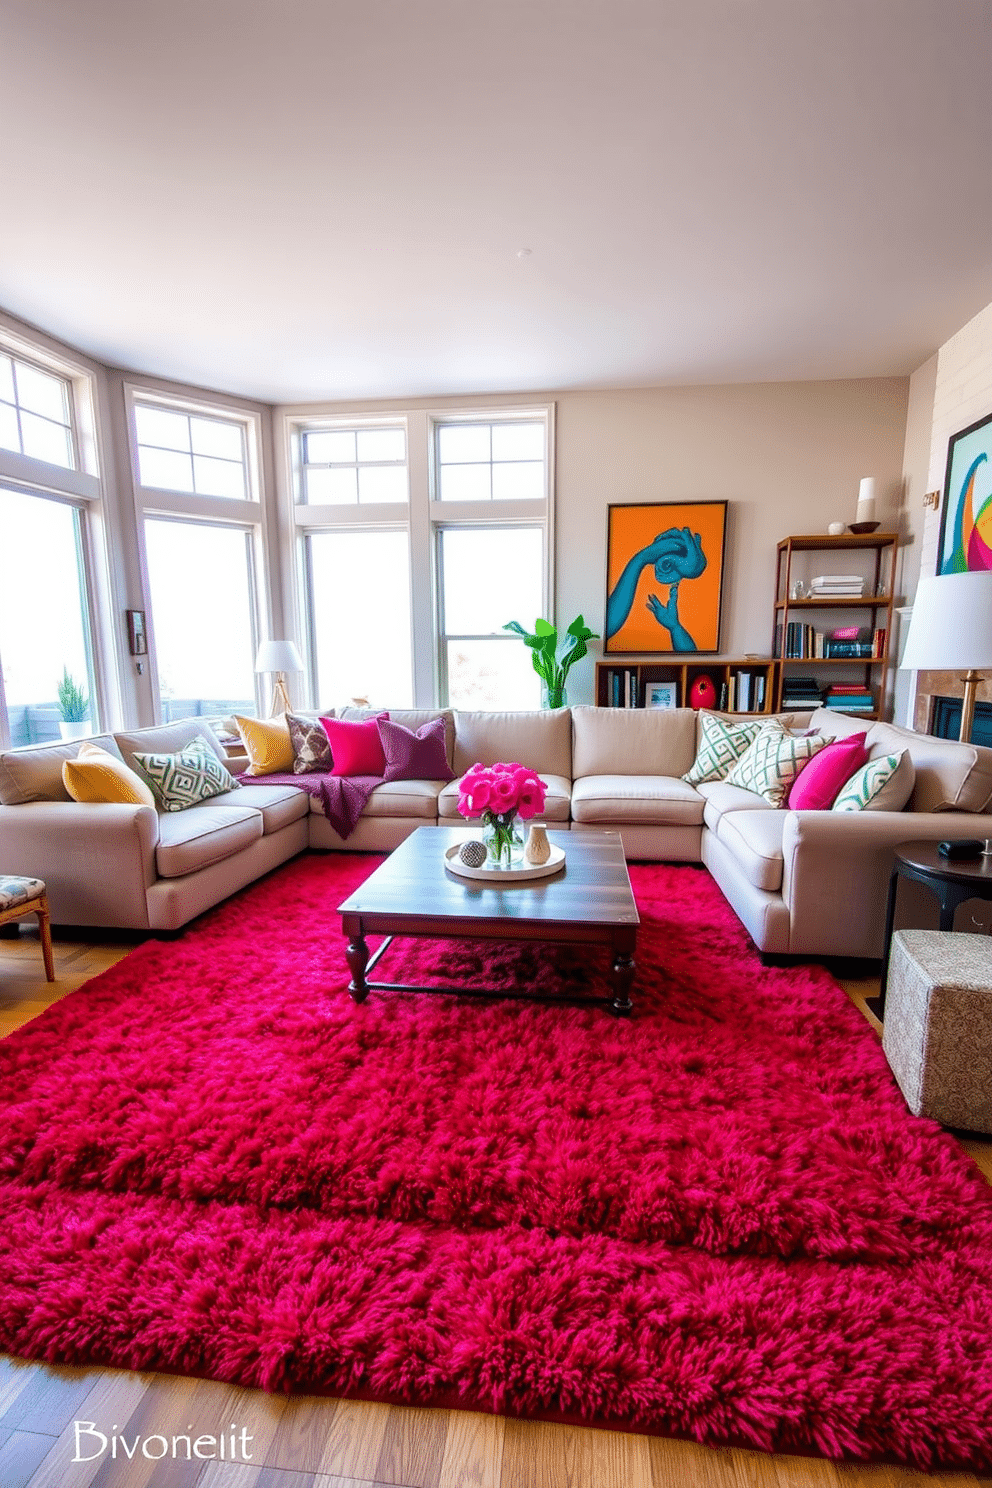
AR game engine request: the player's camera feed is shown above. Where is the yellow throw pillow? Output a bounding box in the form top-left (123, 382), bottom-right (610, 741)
top-left (62, 741), bottom-right (157, 807)
top-left (234, 714), bottom-right (294, 776)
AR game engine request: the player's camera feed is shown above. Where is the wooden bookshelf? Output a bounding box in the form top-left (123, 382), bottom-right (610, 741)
top-left (595, 657), bottom-right (777, 714)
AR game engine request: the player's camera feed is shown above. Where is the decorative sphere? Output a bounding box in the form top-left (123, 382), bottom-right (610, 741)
top-left (459, 839), bottom-right (487, 867)
top-left (689, 674), bottom-right (717, 710)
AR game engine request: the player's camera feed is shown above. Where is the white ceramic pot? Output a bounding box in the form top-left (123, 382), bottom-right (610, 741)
top-left (59, 721), bottom-right (90, 741)
top-left (524, 823), bottom-right (551, 865)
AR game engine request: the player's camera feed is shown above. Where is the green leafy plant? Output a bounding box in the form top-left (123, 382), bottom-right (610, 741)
top-left (503, 615), bottom-right (599, 708)
top-left (57, 668), bottom-right (89, 722)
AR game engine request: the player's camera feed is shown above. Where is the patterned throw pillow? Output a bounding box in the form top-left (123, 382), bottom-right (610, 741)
top-left (832, 751), bottom-right (915, 812)
top-left (725, 724), bottom-right (828, 807)
top-left (286, 711), bottom-right (333, 774)
top-left (233, 714), bottom-right (294, 776)
top-left (682, 712), bottom-right (764, 786)
top-left (132, 736), bottom-right (239, 812)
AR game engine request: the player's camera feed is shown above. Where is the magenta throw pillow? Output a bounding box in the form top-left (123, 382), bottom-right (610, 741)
top-left (378, 717), bottom-right (455, 783)
top-left (322, 713), bottom-right (390, 777)
top-left (787, 733), bottom-right (869, 810)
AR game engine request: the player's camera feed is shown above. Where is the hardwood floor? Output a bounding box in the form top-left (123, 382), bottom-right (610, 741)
top-left (0, 921), bottom-right (989, 1488)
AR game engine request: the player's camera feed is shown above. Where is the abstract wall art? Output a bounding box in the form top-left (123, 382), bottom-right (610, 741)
top-left (604, 501), bottom-right (728, 654)
top-left (937, 410), bottom-right (992, 574)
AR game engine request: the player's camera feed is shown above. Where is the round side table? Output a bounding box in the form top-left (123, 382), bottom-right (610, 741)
top-left (874, 840), bottom-right (992, 1018)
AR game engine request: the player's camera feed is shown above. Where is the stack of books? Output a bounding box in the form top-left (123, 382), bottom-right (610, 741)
top-left (809, 574), bottom-right (866, 598)
top-left (782, 677), bottom-right (823, 708)
top-left (824, 684), bottom-right (875, 712)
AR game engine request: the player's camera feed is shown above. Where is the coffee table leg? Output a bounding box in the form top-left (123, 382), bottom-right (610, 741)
top-left (610, 951), bottom-right (635, 1017)
top-left (346, 932), bottom-right (370, 1003)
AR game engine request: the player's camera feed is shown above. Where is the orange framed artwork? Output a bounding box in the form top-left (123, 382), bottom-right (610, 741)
top-left (604, 501), bottom-right (728, 655)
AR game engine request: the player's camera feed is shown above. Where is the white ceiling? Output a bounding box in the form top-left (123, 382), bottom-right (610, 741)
top-left (2, 0), bottom-right (992, 404)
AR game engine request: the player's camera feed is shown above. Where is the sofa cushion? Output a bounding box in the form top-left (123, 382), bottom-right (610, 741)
top-left (571, 705), bottom-right (697, 779)
top-left (132, 736), bottom-right (240, 813)
top-left (313, 777), bottom-right (441, 821)
top-left (726, 725), bottom-right (827, 806)
top-left (0, 734), bottom-right (123, 806)
top-left (114, 719), bottom-right (228, 776)
top-left (453, 709), bottom-right (572, 779)
top-left (683, 712), bottom-right (763, 785)
top-left (234, 713), bottom-right (295, 775)
top-left (324, 714), bottom-right (389, 776)
top-left (215, 782), bottom-right (310, 833)
top-left (343, 708), bottom-right (455, 769)
top-left (62, 741), bottom-right (157, 807)
top-left (807, 706), bottom-right (879, 741)
top-left (379, 717), bottom-right (455, 783)
top-left (696, 780), bottom-right (777, 832)
top-left (832, 751), bottom-right (916, 813)
top-left (866, 720), bottom-right (992, 813)
top-left (570, 774), bottom-right (704, 826)
top-left (155, 804), bottom-right (262, 878)
top-left (715, 810), bottom-right (788, 892)
top-left (787, 733), bottom-right (869, 810)
top-left (438, 772), bottom-right (572, 824)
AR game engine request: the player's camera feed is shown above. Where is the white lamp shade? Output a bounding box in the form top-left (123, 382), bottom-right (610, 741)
top-left (254, 639), bottom-right (304, 674)
top-left (899, 572), bottom-right (992, 671)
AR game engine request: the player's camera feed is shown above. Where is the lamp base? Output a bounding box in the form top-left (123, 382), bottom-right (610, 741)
top-left (269, 676), bottom-right (292, 717)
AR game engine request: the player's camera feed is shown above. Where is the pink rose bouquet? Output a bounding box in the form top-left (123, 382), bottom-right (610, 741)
top-left (457, 761), bottom-right (548, 865)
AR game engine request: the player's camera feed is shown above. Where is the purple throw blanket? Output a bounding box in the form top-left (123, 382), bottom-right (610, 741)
top-left (242, 771), bottom-right (384, 839)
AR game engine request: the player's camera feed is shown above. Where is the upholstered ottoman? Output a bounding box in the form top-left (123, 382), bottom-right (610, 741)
top-left (882, 929), bottom-right (992, 1133)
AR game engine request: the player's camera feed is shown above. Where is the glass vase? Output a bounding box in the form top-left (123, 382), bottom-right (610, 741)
top-left (483, 811), bottom-right (524, 868)
top-left (542, 684), bottom-right (568, 709)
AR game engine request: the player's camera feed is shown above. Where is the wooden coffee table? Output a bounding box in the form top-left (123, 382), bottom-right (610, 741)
top-left (337, 826), bottom-right (639, 1015)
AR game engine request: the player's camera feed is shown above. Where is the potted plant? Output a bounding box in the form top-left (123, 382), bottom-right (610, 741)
top-left (503, 614), bottom-right (599, 709)
top-left (57, 668), bottom-right (90, 741)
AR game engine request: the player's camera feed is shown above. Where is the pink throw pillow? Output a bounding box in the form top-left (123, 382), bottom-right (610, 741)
top-left (321, 713), bottom-right (390, 777)
top-left (787, 733), bottom-right (869, 811)
top-left (378, 717), bottom-right (455, 783)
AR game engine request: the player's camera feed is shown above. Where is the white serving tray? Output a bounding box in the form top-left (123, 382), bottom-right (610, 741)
top-left (444, 841), bottom-right (566, 883)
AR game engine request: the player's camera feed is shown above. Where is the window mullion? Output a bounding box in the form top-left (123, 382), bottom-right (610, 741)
top-left (407, 409), bottom-right (435, 708)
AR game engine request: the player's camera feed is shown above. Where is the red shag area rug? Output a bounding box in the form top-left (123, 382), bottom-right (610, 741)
top-left (1, 853), bottom-right (991, 1469)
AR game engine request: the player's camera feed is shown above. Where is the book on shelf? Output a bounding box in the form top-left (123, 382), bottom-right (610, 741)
top-left (825, 640), bottom-right (874, 658)
top-left (872, 627), bottom-right (887, 657)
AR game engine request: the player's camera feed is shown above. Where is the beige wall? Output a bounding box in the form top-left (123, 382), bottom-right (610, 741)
top-left (554, 378), bottom-right (910, 702)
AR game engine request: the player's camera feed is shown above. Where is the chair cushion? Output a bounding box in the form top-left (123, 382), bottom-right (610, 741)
top-left (234, 714), bottom-right (295, 776)
top-left (715, 810), bottom-right (788, 892)
top-left (155, 805), bottom-right (262, 878)
top-left (0, 876), bottom-right (46, 912)
top-left (570, 774), bottom-right (704, 826)
top-left (438, 772), bottom-right (572, 824)
top-left (61, 741), bottom-right (157, 807)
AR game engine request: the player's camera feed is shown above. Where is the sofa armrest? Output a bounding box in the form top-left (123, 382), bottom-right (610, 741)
top-left (781, 810), bottom-right (992, 958)
top-left (0, 802), bottom-right (160, 928)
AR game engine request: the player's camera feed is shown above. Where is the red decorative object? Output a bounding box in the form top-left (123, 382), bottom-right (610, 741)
top-left (689, 673), bottom-right (717, 709)
top-left (0, 854), bottom-right (990, 1467)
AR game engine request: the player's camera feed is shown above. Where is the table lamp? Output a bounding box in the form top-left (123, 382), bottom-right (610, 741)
top-left (254, 639), bottom-right (304, 716)
top-left (899, 572), bottom-right (992, 741)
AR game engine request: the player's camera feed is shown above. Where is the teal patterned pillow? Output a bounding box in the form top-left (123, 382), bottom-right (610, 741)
top-left (725, 724), bottom-right (827, 806)
top-left (682, 713), bottom-right (764, 786)
top-left (832, 751), bottom-right (915, 812)
top-left (132, 735), bottom-right (239, 812)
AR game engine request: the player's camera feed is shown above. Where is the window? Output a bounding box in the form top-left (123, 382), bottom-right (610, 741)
top-left (143, 519), bottom-right (257, 720)
top-left (134, 402), bottom-right (249, 499)
top-left (438, 526), bottom-right (544, 708)
top-left (0, 353), bottom-right (75, 470)
top-left (289, 405), bottom-right (552, 710)
top-left (301, 425), bottom-right (406, 505)
top-left (129, 389), bottom-right (267, 720)
top-left (0, 487), bottom-right (96, 746)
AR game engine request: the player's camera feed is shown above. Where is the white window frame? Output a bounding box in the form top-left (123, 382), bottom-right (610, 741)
top-left (0, 329), bottom-right (110, 750)
top-left (283, 403), bottom-right (554, 710)
top-left (125, 386), bottom-right (270, 720)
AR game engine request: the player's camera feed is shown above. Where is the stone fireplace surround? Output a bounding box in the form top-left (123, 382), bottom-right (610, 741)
top-left (913, 671), bottom-right (992, 736)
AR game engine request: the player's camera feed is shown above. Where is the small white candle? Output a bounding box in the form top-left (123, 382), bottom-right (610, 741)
top-left (856, 477), bottom-right (876, 523)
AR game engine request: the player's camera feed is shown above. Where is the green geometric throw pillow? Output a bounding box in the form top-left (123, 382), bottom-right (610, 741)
top-left (132, 735), bottom-right (239, 813)
top-left (682, 712), bottom-right (765, 786)
top-left (725, 723), bottom-right (827, 807)
top-left (832, 751), bottom-right (915, 812)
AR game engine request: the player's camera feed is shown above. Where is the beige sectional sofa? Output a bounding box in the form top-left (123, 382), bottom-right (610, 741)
top-left (1, 705), bottom-right (991, 959)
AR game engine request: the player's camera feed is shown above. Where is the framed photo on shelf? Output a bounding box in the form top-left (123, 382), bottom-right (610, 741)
top-left (936, 409), bottom-right (992, 575)
top-left (645, 681), bottom-right (677, 710)
top-left (604, 500), bottom-right (728, 655)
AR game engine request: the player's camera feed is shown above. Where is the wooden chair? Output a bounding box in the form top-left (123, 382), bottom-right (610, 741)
top-left (0, 877), bottom-right (55, 982)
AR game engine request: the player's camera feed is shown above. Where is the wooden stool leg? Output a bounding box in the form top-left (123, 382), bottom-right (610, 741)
top-left (36, 896), bottom-right (55, 983)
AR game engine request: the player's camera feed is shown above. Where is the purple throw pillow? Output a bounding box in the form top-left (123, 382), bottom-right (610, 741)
top-left (378, 717), bottom-right (455, 783)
